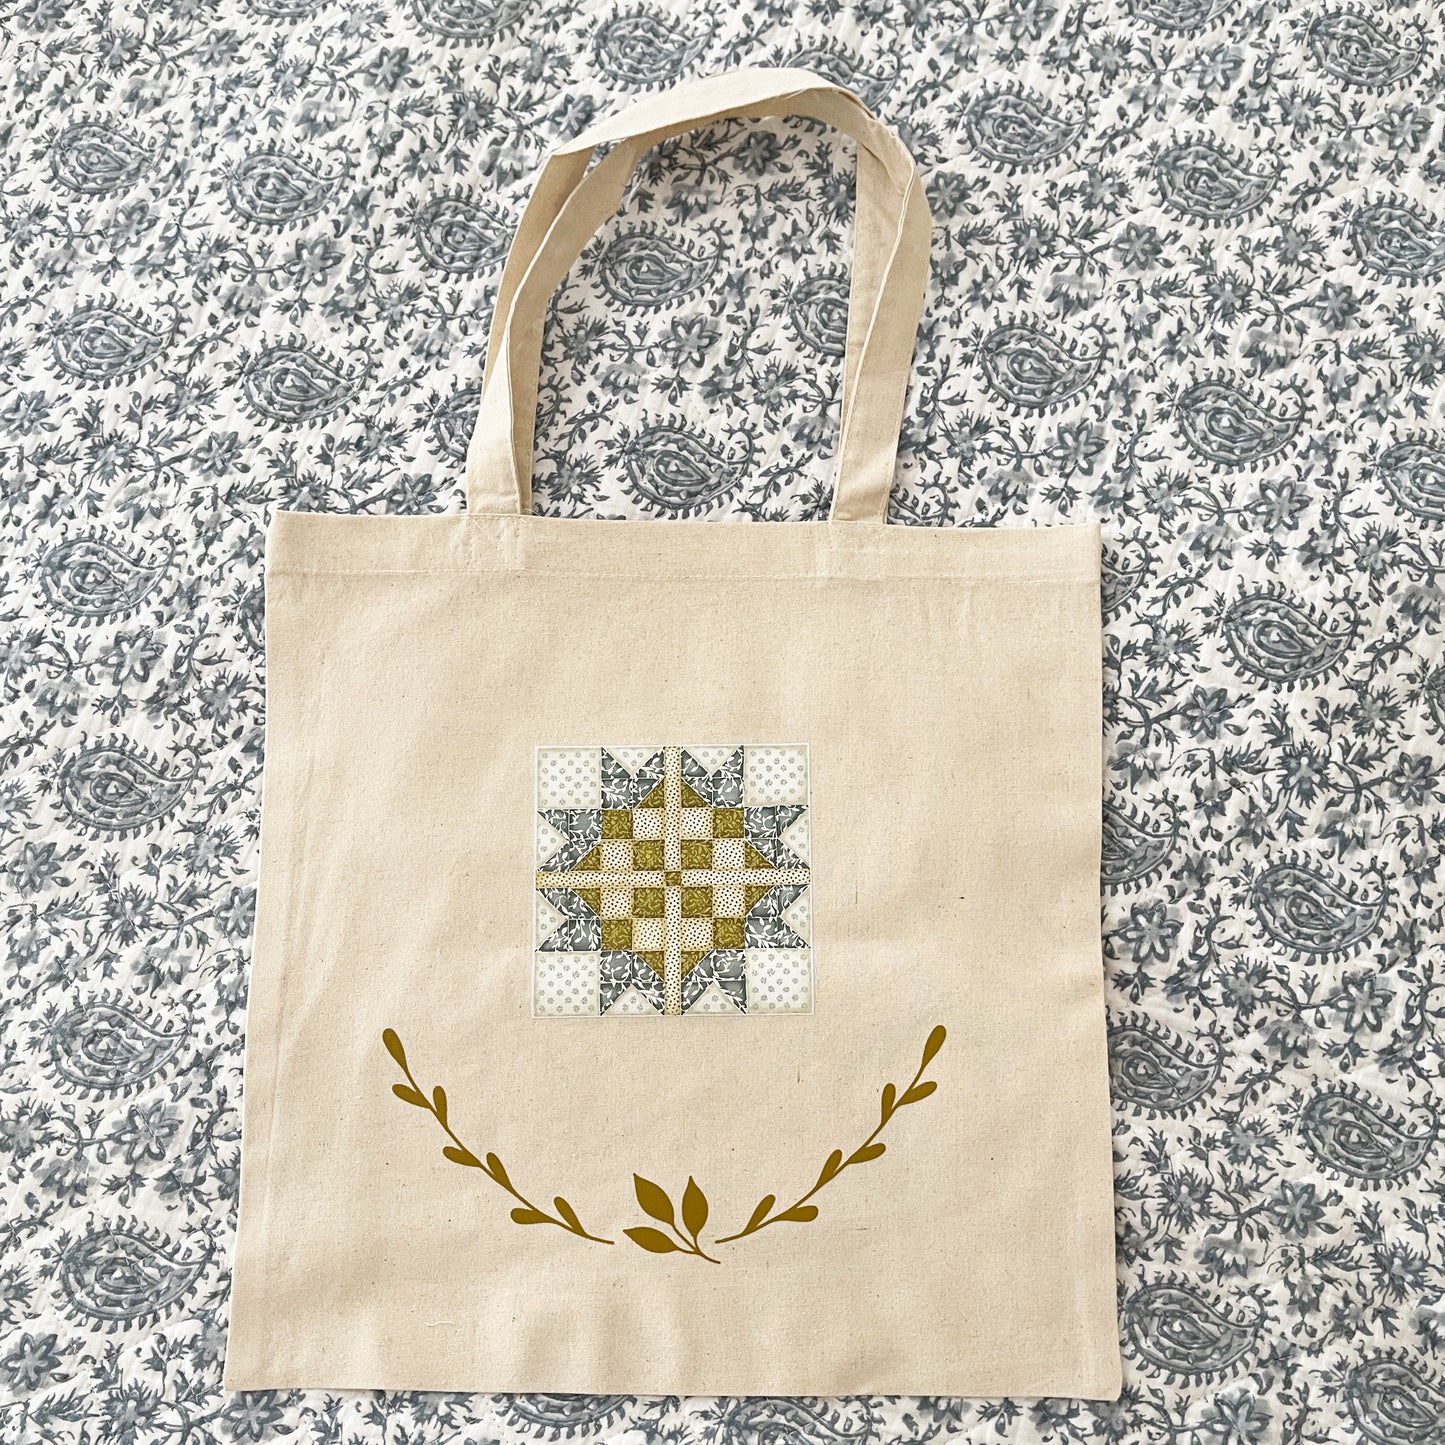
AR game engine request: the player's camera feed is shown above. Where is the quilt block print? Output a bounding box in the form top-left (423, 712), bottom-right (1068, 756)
top-left (533, 746), bottom-right (811, 1016)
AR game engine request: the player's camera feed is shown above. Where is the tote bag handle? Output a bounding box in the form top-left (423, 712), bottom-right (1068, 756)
top-left (465, 68), bottom-right (932, 524)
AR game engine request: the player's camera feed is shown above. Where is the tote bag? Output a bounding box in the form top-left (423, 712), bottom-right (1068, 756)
top-left (223, 67), bottom-right (1121, 1398)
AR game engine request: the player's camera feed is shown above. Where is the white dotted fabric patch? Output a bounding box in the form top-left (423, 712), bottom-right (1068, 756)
top-left (607, 745), bottom-right (658, 774)
top-left (536, 747), bottom-right (602, 809)
top-left (686, 982), bottom-right (741, 1014)
top-left (534, 893), bottom-right (566, 947)
top-left (535, 815), bottom-right (569, 865)
top-left (746, 948), bottom-right (812, 1013)
top-left (780, 811), bottom-right (810, 863)
top-left (533, 952), bottom-right (601, 1017)
top-left (782, 890), bottom-right (811, 942)
top-left (743, 745), bottom-right (809, 806)
top-left (605, 985), bottom-right (654, 1015)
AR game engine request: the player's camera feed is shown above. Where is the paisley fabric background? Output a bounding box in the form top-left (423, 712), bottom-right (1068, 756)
top-left (2, 0), bottom-right (1444, 1441)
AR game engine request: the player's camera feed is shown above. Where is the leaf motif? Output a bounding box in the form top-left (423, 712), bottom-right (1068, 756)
top-left (382, 1028), bottom-right (407, 1068)
top-left (443, 1144), bottom-right (481, 1167)
top-left (744, 1195), bottom-right (775, 1233)
top-left (391, 1083), bottom-right (426, 1108)
top-left (486, 1153), bottom-right (511, 1188)
top-left (432, 1085), bottom-right (447, 1125)
top-left (922, 1024), bottom-right (947, 1068)
top-left (624, 1226), bottom-right (681, 1254)
top-left (880, 1082), bottom-right (896, 1120)
top-left (681, 1177), bottom-right (708, 1238)
top-left (900, 1079), bottom-right (938, 1107)
top-left (776, 1204), bottom-right (819, 1223)
top-left (554, 1197), bottom-right (583, 1234)
top-left (510, 1207), bottom-right (551, 1225)
top-left (816, 1149), bottom-right (843, 1188)
top-left (848, 1142), bottom-right (886, 1166)
top-left (633, 1174), bottom-right (675, 1227)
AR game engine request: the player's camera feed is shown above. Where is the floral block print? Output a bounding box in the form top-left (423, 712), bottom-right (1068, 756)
top-left (533, 746), bottom-right (811, 1016)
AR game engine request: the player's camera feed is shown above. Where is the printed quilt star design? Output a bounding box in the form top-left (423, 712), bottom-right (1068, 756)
top-left (533, 745), bottom-right (811, 1016)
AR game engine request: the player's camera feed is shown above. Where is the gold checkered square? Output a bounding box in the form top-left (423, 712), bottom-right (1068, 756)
top-left (713, 916), bottom-right (745, 949)
top-left (601, 918), bottom-right (632, 951)
top-left (633, 886), bottom-right (665, 917)
top-left (601, 809), bottom-right (633, 838)
top-left (713, 808), bottom-right (744, 837)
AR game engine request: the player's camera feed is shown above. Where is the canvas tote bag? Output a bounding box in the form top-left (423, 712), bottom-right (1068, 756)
top-left (223, 67), bottom-right (1121, 1398)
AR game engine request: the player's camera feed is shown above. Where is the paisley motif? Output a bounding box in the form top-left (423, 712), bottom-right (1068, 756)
top-left (1127, 0), bottom-right (1235, 30)
top-left (1377, 438), bottom-right (1445, 522)
top-left (717, 1398), bottom-right (879, 1445)
top-left (1299, 1088), bottom-right (1437, 1185)
top-left (786, 271), bottom-right (849, 357)
top-left (407, 0), bottom-right (528, 41)
top-left (612, 421), bottom-right (748, 517)
top-left (596, 227), bottom-right (721, 309)
top-left (1351, 200), bottom-right (1445, 281)
top-left (35, 534), bottom-right (171, 620)
top-left (1155, 140), bottom-right (1276, 223)
top-left (57, 1225), bottom-right (211, 1327)
top-left (49, 120), bottom-right (152, 195)
top-left (224, 146), bottom-right (342, 227)
top-left (1307, 12), bottom-right (1424, 90)
top-left (963, 88), bottom-right (1085, 169)
top-left (780, 42), bottom-right (900, 107)
top-left (57, 741), bottom-right (194, 837)
top-left (236, 584), bottom-right (266, 655)
top-left (430, 384), bottom-right (481, 462)
top-left (1122, 1279), bottom-right (1263, 1380)
top-left (4, 3), bottom-right (1444, 1433)
top-left (1176, 379), bottom-right (1301, 467)
top-left (1102, 800), bottom-right (1179, 891)
top-left (1103, 537), bottom-right (1152, 614)
top-left (412, 195), bottom-right (510, 274)
top-left (1345, 1355), bottom-right (1445, 1444)
top-left (500, 1395), bottom-right (634, 1438)
top-left (978, 323), bottom-right (1101, 410)
top-left (48, 303), bottom-right (171, 386)
top-left (1220, 587), bottom-right (1355, 687)
top-left (47, 998), bottom-right (185, 1095)
top-left (243, 0), bottom-right (319, 14)
top-left (593, 9), bottom-right (712, 86)
top-left (1426, 666), bottom-right (1445, 742)
top-left (1110, 1014), bottom-right (1223, 1114)
top-left (1250, 858), bottom-right (1386, 957)
top-left (240, 341), bottom-right (361, 426)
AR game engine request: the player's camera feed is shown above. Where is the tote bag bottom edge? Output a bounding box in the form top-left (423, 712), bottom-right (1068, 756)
top-left (219, 1360), bottom-right (1126, 1400)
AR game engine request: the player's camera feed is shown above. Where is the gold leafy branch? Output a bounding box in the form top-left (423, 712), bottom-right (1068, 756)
top-left (713, 1023), bottom-right (947, 1245)
top-left (383, 1022), bottom-right (946, 1262)
top-left (383, 1028), bottom-right (613, 1246)
top-left (624, 1174), bottom-right (719, 1263)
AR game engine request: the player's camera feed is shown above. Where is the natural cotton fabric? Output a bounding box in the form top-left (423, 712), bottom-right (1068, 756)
top-left (223, 68), bottom-right (1120, 1397)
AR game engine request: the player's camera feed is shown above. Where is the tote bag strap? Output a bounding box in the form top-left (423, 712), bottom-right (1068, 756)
top-left (465, 68), bottom-right (932, 524)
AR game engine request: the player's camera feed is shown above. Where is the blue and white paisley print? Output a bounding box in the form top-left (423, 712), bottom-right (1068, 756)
top-left (2, 1), bottom-right (1445, 1442)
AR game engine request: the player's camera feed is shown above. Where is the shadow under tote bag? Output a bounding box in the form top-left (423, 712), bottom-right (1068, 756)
top-left (223, 68), bottom-right (1121, 1398)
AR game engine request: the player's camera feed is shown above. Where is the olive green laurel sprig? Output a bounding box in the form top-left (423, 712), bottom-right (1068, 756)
top-left (382, 1028), bottom-right (613, 1246)
top-left (714, 1023), bottom-right (947, 1246)
top-left (384, 1022), bottom-right (947, 1261)
top-left (625, 1174), bottom-right (720, 1263)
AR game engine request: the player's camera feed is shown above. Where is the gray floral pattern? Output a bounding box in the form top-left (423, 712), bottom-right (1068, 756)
top-left (2, 1), bottom-right (1444, 1442)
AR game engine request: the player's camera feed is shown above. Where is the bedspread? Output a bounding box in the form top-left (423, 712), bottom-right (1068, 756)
top-left (2, 1), bottom-right (1443, 1443)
